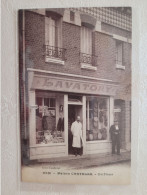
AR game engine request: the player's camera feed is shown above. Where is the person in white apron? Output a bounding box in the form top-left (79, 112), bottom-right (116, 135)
top-left (71, 116), bottom-right (84, 156)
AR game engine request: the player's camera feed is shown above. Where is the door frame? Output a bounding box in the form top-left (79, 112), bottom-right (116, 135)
top-left (65, 95), bottom-right (86, 156)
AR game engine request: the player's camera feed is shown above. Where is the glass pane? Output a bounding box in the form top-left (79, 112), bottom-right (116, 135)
top-left (36, 97), bottom-right (42, 118)
top-left (36, 97), bottom-right (42, 106)
top-left (86, 97), bottom-right (109, 141)
top-left (51, 19), bottom-right (56, 47)
top-left (81, 26), bottom-right (92, 55)
top-left (50, 98), bottom-right (56, 107)
top-left (44, 98), bottom-right (49, 107)
top-left (36, 97), bottom-right (43, 143)
top-left (98, 99), bottom-right (108, 140)
top-left (36, 94), bottom-right (64, 144)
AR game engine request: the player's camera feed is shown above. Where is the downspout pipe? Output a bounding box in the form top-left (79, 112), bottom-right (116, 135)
top-left (22, 10), bottom-right (27, 139)
top-left (22, 10), bottom-right (31, 163)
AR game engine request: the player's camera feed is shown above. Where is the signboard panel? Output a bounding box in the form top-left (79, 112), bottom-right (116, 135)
top-left (32, 75), bottom-right (118, 96)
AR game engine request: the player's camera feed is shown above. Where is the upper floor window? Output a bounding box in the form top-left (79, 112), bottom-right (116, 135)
top-left (81, 26), bottom-right (92, 55)
top-left (45, 17), bottom-right (62, 48)
top-left (80, 25), bottom-right (97, 70)
top-left (115, 40), bottom-right (125, 70)
top-left (70, 11), bottom-right (75, 22)
top-left (45, 15), bottom-right (66, 64)
top-left (116, 40), bottom-right (123, 65)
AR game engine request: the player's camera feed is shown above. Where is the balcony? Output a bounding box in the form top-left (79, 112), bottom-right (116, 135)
top-left (80, 53), bottom-right (98, 71)
top-left (44, 45), bottom-right (66, 65)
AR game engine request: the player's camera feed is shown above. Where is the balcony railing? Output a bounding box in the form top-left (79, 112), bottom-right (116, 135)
top-left (80, 52), bottom-right (98, 66)
top-left (44, 45), bottom-right (66, 61)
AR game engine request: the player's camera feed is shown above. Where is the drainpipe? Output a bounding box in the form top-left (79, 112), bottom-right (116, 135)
top-left (22, 10), bottom-right (27, 139)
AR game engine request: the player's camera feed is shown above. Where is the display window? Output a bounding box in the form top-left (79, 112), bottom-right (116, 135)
top-left (86, 96), bottom-right (109, 141)
top-left (35, 92), bottom-right (64, 144)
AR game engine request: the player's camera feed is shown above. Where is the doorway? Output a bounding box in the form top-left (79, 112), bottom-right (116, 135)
top-left (68, 105), bottom-right (82, 155)
top-left (114, 99), bottom-right (125, 149)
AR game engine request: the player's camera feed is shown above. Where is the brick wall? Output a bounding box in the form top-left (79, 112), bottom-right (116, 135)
top-left (25, 11), bottom-right (131, 84)
top-left (120, 100), bottom-right (131, 150)
top-left (21, 10), bottom-right (132, 156)
top-left (25, 11), bottom-right (45, 70)
top-left (125, 101), bottom-right (131, 149)
top-left (94, 31), bottom-right (116, 80)
top-left (116, 41), bottom-right (131, 100)
top-left (114, 100), bottom-right (131, 150)
top-left (62, 22), bottom-right (81, 74)
top-left (120, 100), bottom-right (126, 149)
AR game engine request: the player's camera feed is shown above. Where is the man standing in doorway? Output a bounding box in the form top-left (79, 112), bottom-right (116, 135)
top-left (109, 119), bottom-right (121, 155)
top-left (71, 116), bottom-right (84, 156)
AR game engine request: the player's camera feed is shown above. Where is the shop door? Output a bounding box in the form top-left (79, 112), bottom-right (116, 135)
top-left (114, 106), bottom-right (124, 148)
top-left (68, 105), bottom-right (82, 155)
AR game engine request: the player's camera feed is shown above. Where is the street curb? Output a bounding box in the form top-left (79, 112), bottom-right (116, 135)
top-left (75, 159), bottom-right (131, 170)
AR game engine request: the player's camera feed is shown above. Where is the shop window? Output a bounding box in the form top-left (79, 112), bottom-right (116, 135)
top-left (36, 95), bottom-right (64, 144)
top-left (86, 97), bottom-right (109, 141)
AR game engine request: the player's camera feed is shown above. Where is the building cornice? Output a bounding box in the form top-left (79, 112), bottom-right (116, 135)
top-left (27, 68), bottom-right (118, 84)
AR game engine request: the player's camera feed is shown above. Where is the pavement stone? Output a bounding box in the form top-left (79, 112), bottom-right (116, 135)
top-left (28, 151), bottom-right (131, 170)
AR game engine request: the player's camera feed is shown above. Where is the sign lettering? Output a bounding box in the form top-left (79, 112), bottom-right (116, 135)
top-left (65, 81), bottom-right (73, 88)
top-left (32, 76), bottom-right (118, 96)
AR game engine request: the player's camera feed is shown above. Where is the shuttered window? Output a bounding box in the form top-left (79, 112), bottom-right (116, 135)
top-left (45, 17), bottom-right (61, 47)
top-left (81, 26), bottom-right (92, 55)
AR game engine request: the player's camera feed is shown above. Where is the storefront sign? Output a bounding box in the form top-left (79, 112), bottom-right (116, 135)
top-left (32, 76), bottom-right (118, 96)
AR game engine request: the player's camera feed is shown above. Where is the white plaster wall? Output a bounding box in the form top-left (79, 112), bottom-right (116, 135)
top-left (1, 0), bottom-right (147, 194)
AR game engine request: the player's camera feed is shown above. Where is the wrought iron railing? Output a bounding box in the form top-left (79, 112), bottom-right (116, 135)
top-left (80, 52), bottom-right (98, 66)
top-left (44, 45), bottom-right (66, 61)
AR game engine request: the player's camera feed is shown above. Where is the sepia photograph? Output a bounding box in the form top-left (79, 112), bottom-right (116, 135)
top-left (19, 7), bottom-right (132, 185)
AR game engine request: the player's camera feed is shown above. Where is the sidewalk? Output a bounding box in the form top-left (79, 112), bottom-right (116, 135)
top-left (29, 150), bottom-right (131, 170)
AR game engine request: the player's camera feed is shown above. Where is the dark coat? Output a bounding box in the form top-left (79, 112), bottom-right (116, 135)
top-left (42, 116), bottom-right (56, 130)
top-left (109, 125), bottom-right (120, 140)
top-left (57, 117), bottom-right (64, 131)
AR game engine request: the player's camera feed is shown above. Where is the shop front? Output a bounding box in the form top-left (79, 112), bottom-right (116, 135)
top-left (28, 69), bottom-right (119, 160)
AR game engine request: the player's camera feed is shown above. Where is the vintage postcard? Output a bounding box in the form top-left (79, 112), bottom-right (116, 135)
top-left (19, 7), bottom-right (131, 185)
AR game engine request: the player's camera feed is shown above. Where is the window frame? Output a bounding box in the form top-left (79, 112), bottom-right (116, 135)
top-left (115, 40), bottom-right (126, 70)
top-left (116, 40), bottom-right (123, 65)
top-left (45, 16), bottom-right (62, 48)
top-left (86, 96), bottom-right (110, 142)
top-left (80, 24), bottom-right (97, 70)
top-left (35, 94), bottom-right (65, 145)
top-left (81, 25), bottom-right (93, 55)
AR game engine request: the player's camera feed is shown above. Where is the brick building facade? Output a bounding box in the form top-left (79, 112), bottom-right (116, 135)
top-left (19, 7), bottom-right (131, 161)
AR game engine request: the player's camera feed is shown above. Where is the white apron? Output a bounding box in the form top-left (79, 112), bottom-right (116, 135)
top-left (71, 121), bottom-right (83, 148)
